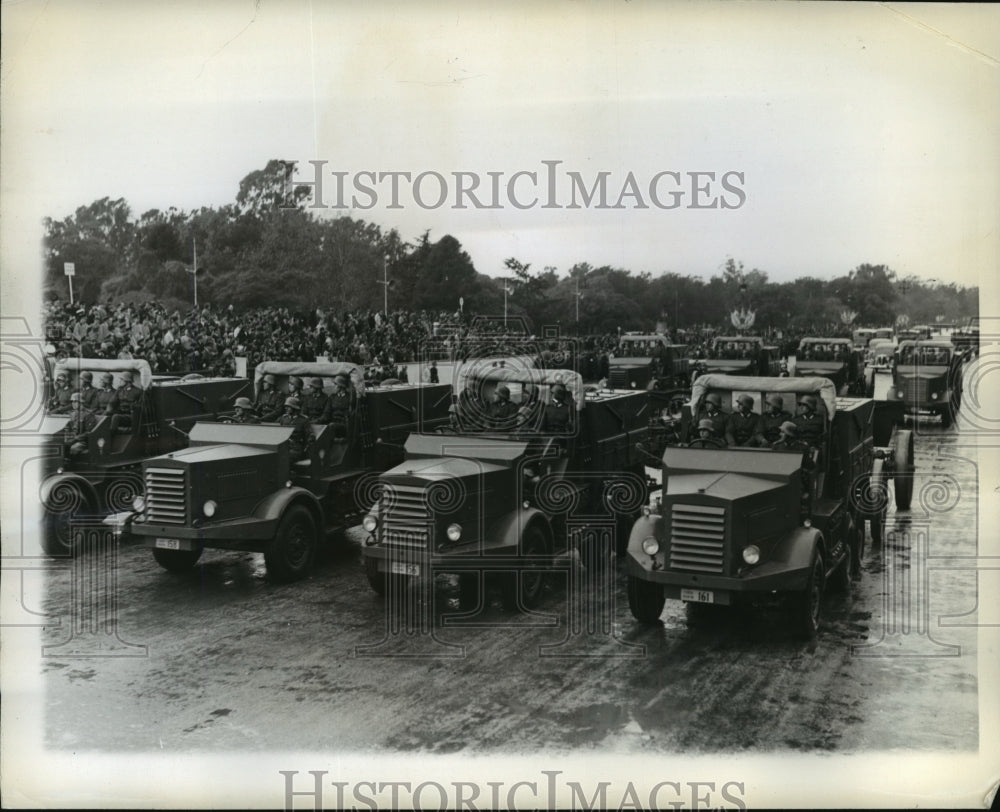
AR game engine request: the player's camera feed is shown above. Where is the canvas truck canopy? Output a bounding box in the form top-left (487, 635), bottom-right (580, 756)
top-left (800, 337), bottom-right (852, 347)
top-left (713, 336), bottom-right (764, 346)
top-left (452, 355), bottom-right (537, 397)
top-left (253, 361), bottom-right (365, 397)
top-left (690, 374), bottom-right (837, 417)
top-left (53, 357), bottom-right (154, 389)
top-left (465, 366), bottom-right (584, 411)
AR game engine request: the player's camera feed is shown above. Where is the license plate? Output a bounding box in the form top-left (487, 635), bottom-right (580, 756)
top-left (681, 588), bottom-right (714, 604)
top-left (155, 538), bottom-right (181, 550)
top-left (390, 561), bottom-right (420, 576)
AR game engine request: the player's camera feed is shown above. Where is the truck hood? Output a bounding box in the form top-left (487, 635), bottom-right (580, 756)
top-left (795, 361), bottom-right (845, 373)
top-left (157, 443), bottom-right (276, 464)
top-left (666, 471), bottom-right (785, 501)
top-left (611, 357), bottom-right (654, 368)
top-left (383, 454), bottom-right (508, 483)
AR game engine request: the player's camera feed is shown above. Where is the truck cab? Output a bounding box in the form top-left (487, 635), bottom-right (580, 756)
top-left (882, 339), bottom-right (964, 428)
top-left (704, 336), bottom-right (782, 377)
top-left (129, 361), bottom-right (452, 581)
top-left (625, 374), bottom-right (914, 638)
top-left (39, 358), bottom-right (249, 555)
top-left (795, 337), bottom-right (865, 395)
top-left (361, 367), bottom-right (650, 610)
top-left (609, 334), bottom-right (690, 390)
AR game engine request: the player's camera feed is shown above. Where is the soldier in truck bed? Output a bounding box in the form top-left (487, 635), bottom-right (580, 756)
top-left (278, 397), bottom-right (314, 462)
top-left (109, 370), bottom-right (143, 431)
top-left (754, 393), bottom-right (793, 446)
top-left (541, 382), bottom-right (574, 433)
top-left (48, 371), bottom-right (73, 414)
top-left (256, 373), bottom-right (285, 422)
top-left (64, 392), bottom-right (97, 457)
top-left (793, 395), bottom-right (824, 444)
top-left (302, 377), bottom-right (332, 423)
top-left (95, 372), bottom-right (117, 415)
top-left (687, 392), bottom-right (727, 441)
top-left (77, 371), bottom-right (98, 411)
top-left (725, 394), bottom-right (761, 447)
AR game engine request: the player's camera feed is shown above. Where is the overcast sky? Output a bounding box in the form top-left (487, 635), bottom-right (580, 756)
top-left (2, 1), bottom-right (997, 318)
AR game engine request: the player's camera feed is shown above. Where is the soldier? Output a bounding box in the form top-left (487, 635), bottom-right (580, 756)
top-left (793, 395), bottom-right (824, 445)
top-left (302, 377), bottom-right (331, 423)
top-left (688, 418), bottom-right (726, 448)
top-left (725, 394), bottom-right (761, 447)
top-left (771, 420), bottom-right (810, 452)
top-left (278, 396), bottom-right (314, 462)
top-left (327, 373), bottom-right (353, 437)
top-left (456, 380), bottom-right (487, 430)
top-left (287, 375), bottom-right (305, 401)
top-left (488, 384), bottom-right (518, 428)
top-left (256, 373), bottom-right (285, 422)
top-left (226, 396), bottom-right (259, 425)
top-left (429, 360), bottom-right (439, 384)
top-left (77, 371), bottom-right (99, 411)
top-left (541, 382), bottom-right (574, 433)
top-left (754, 393), bottom-right (793, 446)
top-left (95, 372), bottom-right (117, 416)
top-left (109, 369), bottom-right (143, 432)
top-left (688, 392), bottom-right (726, 441)
top-left (63, 392), bottom-right (97, 457)
top-left (48, 371), bottom-right (73, 414)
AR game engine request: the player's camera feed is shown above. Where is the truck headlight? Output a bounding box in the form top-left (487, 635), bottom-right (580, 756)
top-left (897, 390), bottom-right (904, 398)
top-left (132, 495), bottom-right (146, 512)
top-left (641, 537), bottom-right (660, 555)
top-left (362, 514), bottom-right (378, 533)
top-left (202, 500), bottom-right (217, 518)
top-left (742, 545), bottom-right (760, 565)
top-left (446, 523), bottom-right (462, 542)
top-left (930, 392), bottom-right (938, 400)
top-left (97, 437), bottom-right (106, 450)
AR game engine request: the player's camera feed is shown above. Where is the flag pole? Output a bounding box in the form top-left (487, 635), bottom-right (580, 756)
top-left (193, 238), bottom-right (198, 308)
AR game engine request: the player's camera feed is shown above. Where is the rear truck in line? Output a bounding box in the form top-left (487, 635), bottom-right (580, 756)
top-left (128, 361), bottom-right (451, 582)
top-left (39, 358), bottom-right (249, 556)
top-left (608, 333), bottom-right (691, 391)
top-left (624, 374), bottom-right (915, 638)
top-left (795, 337), bottom-right (866, 396)
top-left (702, 336), bottom-right (784, 378)
top-left (879, 339), bottom-right (966, 430)
top-left (360, 367), bottom-right (651, 611)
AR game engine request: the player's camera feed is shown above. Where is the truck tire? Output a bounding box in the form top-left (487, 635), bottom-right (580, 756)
top-left (791, 551), bottom-right (824, 639)
top-left (41, 484), bottom-right (91, 557)
top-left (501, 525), bottom-right (549, 612)
top-left (265, 505), bottom-right (318, 583)
top-left (831, 523), bottom-right (857, 593)
top-left (627, 575), bottom-right (666, 623)
top-left (152, 546), bottom-right (203, 572)
top-left (893, 429), bottom-right (915, 511)
top-left (364, 557), bottom-right (388, 596)
top-left (939, 403), bottom-right (954, 429)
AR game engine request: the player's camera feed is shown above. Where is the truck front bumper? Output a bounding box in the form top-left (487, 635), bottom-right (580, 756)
top-left (131, 516), bottom-right (280, 551)
top-left (625, 554), bottom-right (811, 600)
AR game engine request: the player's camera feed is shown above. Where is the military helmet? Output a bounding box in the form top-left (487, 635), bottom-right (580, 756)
top-left (309, 377), bottom-right (324, 388)
top-left (551, 382), bottom-right (567, 395)
top-left (56, 371), bottom-right (68, 381)
top-left (288, 376), bottom-right (303, 388)
top-left (80, 371), bottom-right (93, 382)
top-left (121, 370), bottom-right (134, 382)
top-left (284, 396), bottom-right (301, 409)
top-left (765, 393), bottom-right (784, 408)
top-left (798, 394), bottom-right (818, 411)
top-left (334, 373), bottom-right (350, 385)
top-left (779, 420), bottom-right (798, 437)
top-left (736, 394), bottom-right (754, 408)
top-left (697, 418), bottom-right (715, 432)
top-left (101, 372), bottom-right (114, 385)
top-left (263, 373), bottom-right (277, 385)
top-left (496, 384), bottom-right (510, 400)
top-left (705, 392), bottom-right (723, 408)
top-left (234, 397), bottom-right (253, 410)
top-left (70, 392), bottom-right (82, 403)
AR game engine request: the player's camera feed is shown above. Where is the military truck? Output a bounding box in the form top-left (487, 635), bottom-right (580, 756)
top-left (360, 367), bottom-right (650, 610)
top-left (880, 339), bottom-right (964, 428)
top-left (952, 317), bottom-right (980, 358)
top-left (608, 334), bottom-right (690, 390)
top-left (624, 374), bottom-right (915, 638)
top-left (703, 336), bottom-right (783, 377)
top-left (39, 358), bottom-right (249, 556)
top-left (851, 328), bottom-right (876, 352)
top-left (795, 337), bottom-right (866, 395)
top-left (864, 338), bottom-right (897, 399)
top-left (129, 362), bottom-right (451, 581)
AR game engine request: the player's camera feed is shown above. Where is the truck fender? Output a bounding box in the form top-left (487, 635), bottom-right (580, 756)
top-left (484, 507), bottom-right (551, 554)
top-left (40, 472), bottom-right (98, 514)
top-left (771, 526), bottom-right (825, 574)
top-left (252, 486), bottom-right (323, 530)
top-left (626, 513), bottom-right (664, 558)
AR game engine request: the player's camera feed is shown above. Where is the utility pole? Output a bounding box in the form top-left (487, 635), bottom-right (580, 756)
top-left (503, 279), bottom-right (513, 326)
top-left (192, 238), bottom-right (198, 308)
top-left (377, 256), bottom-right (391, 314)
top-left (574, 277), bottom-right (584, 332)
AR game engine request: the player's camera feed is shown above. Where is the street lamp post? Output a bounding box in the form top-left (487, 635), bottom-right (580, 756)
top-left (503, 279), bottom-right (513, 326)
top-left (574, 277), bottom-right (584, 333)
top-left (377, 256), bottom-right (391, 314)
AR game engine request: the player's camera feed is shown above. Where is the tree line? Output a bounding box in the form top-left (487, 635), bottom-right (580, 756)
top-left (43, 160), bottom-right (978, 334)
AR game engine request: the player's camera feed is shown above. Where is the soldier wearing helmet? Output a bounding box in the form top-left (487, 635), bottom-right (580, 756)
top-left (256, 373), bottom-right (285, 422)
top-left (754, 393), bottom-right (793, 446)
top-left (302, 377), bottom-right (331, 423)
top-left (109, 368), bottom-right (143, 432)
top-left (542, 381), bottom-right (574, 433)
top-left (95, 372), bottom-right (117, 415)
top-left (227, 396), bottom-right (259, 425)
top-left (77, 370), bottom-right (99, 411)
top-left (488, 383), bottom-right (518, 428)
top-left (771, 420), bottom-right (810, 452)
top-left (49, 370), bottom-right (73, 414)
top-left (279, 396), bottom-right (314, 462)
top-left (327, 372), bottom-right (353, 437)
top-left (688, 417), bottom-right (726, 448)
top-left (725, 393), bottom-right (761, 447)
top-left (64, 392), bottom-right (97, 457)
top-left (793, 394), bottom-right (823, 444)
top-left (688, 391), bottom-right (727, 442)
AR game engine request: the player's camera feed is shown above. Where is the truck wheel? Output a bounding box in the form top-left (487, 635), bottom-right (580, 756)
top-left (831, 525), bottom-right (856, 593)
top-left (364, 557), bottom-right (387, 596)
top-left (791, 551), bottom-right (824, 639)
top-left (501, 525), bottom-right (549, 612)
top-left (152, 546), bottom-right (203, 572)
top-left (265, 505), bottom-right (318, 583)
top-left (627, 575), bottom-right (666, 623)
top-left (41, 484), bottom-right (91, 557)
top-left (939, 403), bottom-right (954, 429)
top-left (893, 429), bottom-right (915, 511)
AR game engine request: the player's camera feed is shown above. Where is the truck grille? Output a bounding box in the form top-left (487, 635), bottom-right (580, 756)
top-left (145, 467), bottom-right (188, 524)
top-left (608, 369), bottom-right (628, 388)
top-left (669, 503), bottom-right (725, 573)
top-left (382, 484), bottom-right (432, 548)
top-left (901, 377), bottom-right (927, 403)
